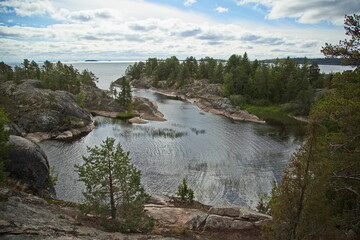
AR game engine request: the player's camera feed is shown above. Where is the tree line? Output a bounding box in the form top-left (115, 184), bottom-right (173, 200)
top-left (125, 54), bottom-right (325, 115)
top-left (0, 59), bottom-right (97, 95)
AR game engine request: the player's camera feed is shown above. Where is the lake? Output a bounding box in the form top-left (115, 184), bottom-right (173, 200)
top-left (37, 61), bottom-right (346, 209)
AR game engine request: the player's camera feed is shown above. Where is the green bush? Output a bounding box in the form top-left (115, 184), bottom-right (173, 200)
top-left (177, 178), bottom-right (194, 203)
top-left (229, 94), bottom-right (248, 107)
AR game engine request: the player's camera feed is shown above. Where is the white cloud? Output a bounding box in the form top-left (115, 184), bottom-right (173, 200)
top-left (0, 0), bottom-right (348, 62)
top-left (0, 0), bottom-right (53, 17)
top-left (236, 0), bottom-right (360, 25)
top-left (215, 7), bottom-right (228, 13)
top-left (184, 0), bottom-right (197, 7)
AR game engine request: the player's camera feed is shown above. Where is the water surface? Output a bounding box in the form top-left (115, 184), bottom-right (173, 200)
top-left (40, 88), bottom-right (301, 209)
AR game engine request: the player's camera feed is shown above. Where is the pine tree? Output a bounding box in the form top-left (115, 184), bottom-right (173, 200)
top-left (117, 77), bottom-right (133, 112)
top-left (75, 137), bottom-right (148, 230)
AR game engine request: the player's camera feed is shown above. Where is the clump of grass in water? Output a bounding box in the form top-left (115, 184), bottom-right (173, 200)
top-left (116, 113), bottom-right (140, 120)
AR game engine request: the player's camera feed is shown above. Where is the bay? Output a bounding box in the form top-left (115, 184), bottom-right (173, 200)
top-left (39, 61), bottom-right (303, 209)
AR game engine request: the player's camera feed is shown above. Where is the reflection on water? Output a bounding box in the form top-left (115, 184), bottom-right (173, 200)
top-left (39, 89), bottom-right (303, 209)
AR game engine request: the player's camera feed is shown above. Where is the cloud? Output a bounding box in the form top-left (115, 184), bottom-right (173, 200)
top-left (236, 0), bottom-right (360, 25)
top-left (0, 0), bottom-right (53, 17)
top-left (215, 7), bottom-right (229, 13)
top-left (240, 33), bottom-right (284, 45)
top-left (0, 0), bottom-right (347, 61)
top-left (184, 0), bottom-right (197, 7)
top-left (180, 28), bottom-right (202, 37)
top-left (207, 41), bottom-right (223, 45)
top-left (301, 42), bottom-right (318, 48)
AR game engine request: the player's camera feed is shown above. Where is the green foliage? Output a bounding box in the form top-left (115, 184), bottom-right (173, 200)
top-left (0, 108), bottom-right (11, 183)
top-left (116, 77), bottom-right (133, 112)
top-left (177, 178), bottom-right (194, 203)
top-left (49, 166), bottom-right (58, 187)
top-left (256, 193), bottom-right (271, 215)
top-left (126, 54), bottom-right (322, 115)
top-left (76, 91), bottom-right (85, 108)
top-left (262, 62), bottom-right (360, 239)
top-left (75, 137), bottom-right (148, 232)
top-left (116, 113), bottom-right (140, 120)
top-left (0, 62), bottom-right (13, 81)
top-left (321, 14), bottom-right (360, 66)
top-left (6, 59), bottom-right (97, 94)
top-left (243, 105), bottom-right (298, 125)
top-left (229, 94), bottom-right (248, 108)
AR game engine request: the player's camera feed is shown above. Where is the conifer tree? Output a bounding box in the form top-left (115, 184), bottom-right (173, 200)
top-left (117, 77), bottom-right (133, 112)
top-left (75, 137), bottom-right (148, 230)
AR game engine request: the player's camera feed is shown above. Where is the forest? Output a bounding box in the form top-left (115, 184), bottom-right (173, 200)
top-left (125, 54), bottom-right (325, 116)
top-left (0, 60), bottom-right (98, 95)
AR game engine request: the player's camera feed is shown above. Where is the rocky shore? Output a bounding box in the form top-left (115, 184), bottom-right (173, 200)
top-left (129, 78), bottom-right (264, 124)
top-left (0, 187), bottom-right (270, 240)
top-left (0, 79), bottom-right (167, 142)
top-left (0, 80), bottom-right (95, 142)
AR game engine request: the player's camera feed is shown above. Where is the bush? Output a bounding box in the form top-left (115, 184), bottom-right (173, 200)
top-left (177, 178), bottom-right (194, 203)
top-left (229, 94), bottom-right (248, 107)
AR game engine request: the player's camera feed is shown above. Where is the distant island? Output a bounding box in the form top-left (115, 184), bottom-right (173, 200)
top-left (85, 59), bottom-right (98, 62)
top-left (261, 57), bottom-right (345, 65)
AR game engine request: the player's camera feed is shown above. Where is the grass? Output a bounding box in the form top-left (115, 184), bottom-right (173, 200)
top-left (243, 104), bottom-right (299, 125)
top-left (243, 104), bottom-right (307, 138)
top-left (116, 112), bottom-right (140, 120)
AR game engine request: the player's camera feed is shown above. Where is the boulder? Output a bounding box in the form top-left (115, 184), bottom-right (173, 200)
top-left (204, 215), bottom-right (234, 231)
top-left (5, 135), bottom-right (56, 198)
top-left (208, 206), bottom-right (271, 222)
top-left (0, 80), bottom-right (93, 138)
top-left (81, 85), bottom-right (126, 112)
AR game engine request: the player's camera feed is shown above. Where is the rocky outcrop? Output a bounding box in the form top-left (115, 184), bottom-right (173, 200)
top-left (145, 195), bottom-right (270, 239)
top-left (82, 85), bottom-right (166, 123)
top-left (133, 96), bottom-right (166, 121)
top-left (0, 80), bottom-right (94, 141)
top-left (81, 85), bottom-right (126, 113)
top-left (0, 188), bottom-right (178, 240)
top-left (131, 78), bottom-right (264, 123)
top-left (186, 206), bottom-right (271, 232)
top-left (0, 189), bottom-right (269, 240)
top-left (5, 135), bottom-right (55, 198)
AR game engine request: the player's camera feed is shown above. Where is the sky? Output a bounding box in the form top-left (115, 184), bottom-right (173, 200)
top-left (0, 0), bottom-right (359, 62)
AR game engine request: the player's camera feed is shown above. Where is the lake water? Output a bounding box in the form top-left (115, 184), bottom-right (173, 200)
top-left (37, 61), bottom-right (346, 209)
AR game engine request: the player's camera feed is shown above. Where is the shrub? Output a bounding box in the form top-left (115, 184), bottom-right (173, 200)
top-left (177, 178), bottom-right (194, 203)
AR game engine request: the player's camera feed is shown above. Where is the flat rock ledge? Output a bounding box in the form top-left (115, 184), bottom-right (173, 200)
top-left (129, 117), bottom-right (149, 124)
top-left (0, 190), bottom-right (270, 240)
top-left (24, 123), bottom-right (95, 143)
top-left (145, 195), bottom-right (271, 239)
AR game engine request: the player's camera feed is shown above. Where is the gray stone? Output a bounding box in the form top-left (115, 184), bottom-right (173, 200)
top-left (204, 214), bottom-right (233, 231)
top-left (208, 206), bottom-right (241, 218)
top-left (0, 80), bottom-right (93, 137)
top-left (5, 135), bottom-right (55, 198)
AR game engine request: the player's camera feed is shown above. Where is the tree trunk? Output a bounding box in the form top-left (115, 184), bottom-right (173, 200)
top-left (107, 155), bottom-right (116, 219)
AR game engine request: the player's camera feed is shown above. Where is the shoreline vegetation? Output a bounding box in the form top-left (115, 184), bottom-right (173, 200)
top-left (121, 53), bottom-right (326, 127)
